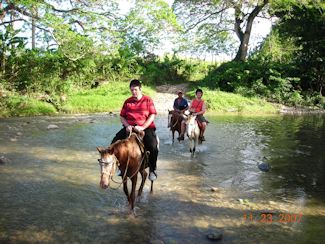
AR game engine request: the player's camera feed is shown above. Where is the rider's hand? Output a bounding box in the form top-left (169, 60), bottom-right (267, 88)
top-left (134, 125), bottom-right (145, 132)
top-left (126, 125), bottom-right (133, 132)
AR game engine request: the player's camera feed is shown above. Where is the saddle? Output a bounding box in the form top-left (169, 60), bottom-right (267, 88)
top-left (133, 132), bottom-right (150, 167)
top-left (196, 120), bottom-right (204, 130)
top-left (195, 117), bottom-right (209, 130)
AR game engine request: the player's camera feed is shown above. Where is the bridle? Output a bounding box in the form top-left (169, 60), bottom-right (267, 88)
top-left (98, 133), bottom-right (148, 189)
top-left (98, 155), bottom-right (118, 178)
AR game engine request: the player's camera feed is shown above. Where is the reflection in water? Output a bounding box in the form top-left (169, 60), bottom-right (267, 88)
top-left (0, 114), bottom-right (324, 243)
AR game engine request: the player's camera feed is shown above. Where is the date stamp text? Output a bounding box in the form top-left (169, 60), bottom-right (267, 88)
top-left (243, 212), bottom-right (302, 223)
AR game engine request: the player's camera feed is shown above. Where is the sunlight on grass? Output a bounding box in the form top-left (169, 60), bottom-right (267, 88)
top-left (62, 82), bottom-right (156, 113)
top-left (186, 89), bottom-right (279, 114)
top-left (0, 95), bottom-right (57, 117)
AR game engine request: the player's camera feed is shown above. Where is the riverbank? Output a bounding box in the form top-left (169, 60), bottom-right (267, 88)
top-left (1, 82), bottom-right (324, 117)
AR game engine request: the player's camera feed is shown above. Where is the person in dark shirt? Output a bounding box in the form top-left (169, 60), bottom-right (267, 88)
top-left (168, 90), bottom-right (188, 127)
top-left (173, 90), bottom-right (188, 112)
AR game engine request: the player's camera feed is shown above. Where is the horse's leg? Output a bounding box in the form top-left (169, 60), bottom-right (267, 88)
top-left (137, 169), bottom-right (147, 199)
top-left (192, 136), bottom-right (198, 156)
top-left (130, 174), bottom-right (138, 211)
top-left (150, 180), bottom-right (153, 193)
top-left (189, 135), bottom-right (194, 155)
top-left (123, 179), bottom-right (130, 206)
top-left (172, 130), bottom-right (175, 144)
top-left (191, 138), bottom-right (195, 157)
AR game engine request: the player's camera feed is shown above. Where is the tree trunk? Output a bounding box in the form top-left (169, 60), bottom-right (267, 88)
top-left (32, 19), bottom-right (36, 49)
top-left (31, 7), bottom-right (36, 49)
top-left (233, 0), bottom-right (269, 61)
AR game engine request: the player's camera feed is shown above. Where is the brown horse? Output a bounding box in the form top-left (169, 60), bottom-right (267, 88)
top-left (168, 110), bottom-right (183, 143)
top-left (96, 131), bottom-right (152, 211)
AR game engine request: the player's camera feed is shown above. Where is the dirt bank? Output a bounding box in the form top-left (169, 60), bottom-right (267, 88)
top-left (152, 84), bottom-right (190, 114)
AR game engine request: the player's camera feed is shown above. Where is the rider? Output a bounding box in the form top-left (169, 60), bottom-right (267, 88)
top-left (111, 79), bottom-right (159, 181)
top-left (178, 88), bottom-right (207, 141)
top-left (168, 90), bottom-right (188, 127)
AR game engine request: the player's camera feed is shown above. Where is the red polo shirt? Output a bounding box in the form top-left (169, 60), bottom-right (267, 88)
top-left (120, 95), bottom-right (157, 129)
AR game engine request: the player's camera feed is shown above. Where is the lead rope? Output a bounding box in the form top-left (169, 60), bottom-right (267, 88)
top-left (110, 154), bottom-right (130, 189)
top-left (109, 133), bottom-right (147, 190)
top-left (172, 115), bottom-right (180, 128)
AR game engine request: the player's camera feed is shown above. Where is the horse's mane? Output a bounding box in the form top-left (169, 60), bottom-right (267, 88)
top-left (107, 132), bottom-right (145, 155)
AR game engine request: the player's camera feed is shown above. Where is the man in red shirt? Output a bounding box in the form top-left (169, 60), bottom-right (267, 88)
top-left (111, 79), bottom-right (158, 181)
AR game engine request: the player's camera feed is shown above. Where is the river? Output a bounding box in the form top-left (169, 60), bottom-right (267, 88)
top-left (0, 114), bottom-right (324, 243)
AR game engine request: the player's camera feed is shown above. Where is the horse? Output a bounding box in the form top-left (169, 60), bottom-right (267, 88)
top-left (186, 114), bottom-right (200, 156)
top-left (96, 131), bottom-right (152, 211)
top-left (168, 110), bottom-right (182, 143)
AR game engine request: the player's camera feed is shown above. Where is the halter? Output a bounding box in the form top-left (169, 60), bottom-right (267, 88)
top-left (98, 155), bottom-right (119, 177)
top-left (99, 132), bottom-right (148, 190)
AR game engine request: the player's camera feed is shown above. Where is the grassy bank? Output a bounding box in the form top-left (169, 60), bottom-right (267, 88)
top-left (188, 89), bottom-right (279, 114)
top-left (0, 82), bottom-right (280, 117)
top-left (0, 82), bottom-right (156, 117)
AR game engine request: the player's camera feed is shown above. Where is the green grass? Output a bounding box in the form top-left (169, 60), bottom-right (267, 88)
top-left (0, 95), bottom-right (57, 117)
top-left (1, 82), bottom-right (280, 117)
top-left (186, 88), bottom-right (279, 114)
top-left (62, 82), bottom-right (156, 114)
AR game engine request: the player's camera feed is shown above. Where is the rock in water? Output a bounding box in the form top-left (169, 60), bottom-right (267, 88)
top-left (258, 162), bottom-right (270, 172)
top-left (207, 232), bottom-right (223, 241)
top-left (0, 156), bottom-right (9, 165)
top-left (47, 124), bottom-right (59, 129)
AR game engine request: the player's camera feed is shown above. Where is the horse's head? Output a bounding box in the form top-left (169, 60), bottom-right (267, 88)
top-left (96, 146), bottom-right (118, 189)
top-left (186, 113), bottom-right (197, 126)
top-left (186, 113), bottom-right (199, 139)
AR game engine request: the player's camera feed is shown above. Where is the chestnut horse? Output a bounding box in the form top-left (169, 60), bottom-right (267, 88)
top-left (168, 110), bottom-right (183, 143)
top-left (97, 131), bottom-right (152, 211)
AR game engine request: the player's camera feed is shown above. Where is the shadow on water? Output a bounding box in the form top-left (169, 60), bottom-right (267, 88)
top-left (2, 152), bottom-right (324, 243)
top-left (1, 114), bottom-right (325, 243)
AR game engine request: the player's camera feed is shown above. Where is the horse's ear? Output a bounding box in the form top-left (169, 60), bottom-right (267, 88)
top-left (96, 146), bottom-right (104, 153)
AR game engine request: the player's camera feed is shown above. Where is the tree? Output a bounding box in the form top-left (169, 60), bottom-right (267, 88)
top-left (271, 0), bottom-right (325, 95)
top-left (173, 0), bottom-right (269, 61)
top-left (116, 0), bottom-right (180, 56)
top-left (0, 26), bottom-right (26, 75)
top-left (0, 0), bottom-right (120, 59)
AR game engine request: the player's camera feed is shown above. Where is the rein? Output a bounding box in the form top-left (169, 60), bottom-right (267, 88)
top-left (108, 132), bottom-right (148, 189)
top-left (172, 115), bottom-right (180, 128)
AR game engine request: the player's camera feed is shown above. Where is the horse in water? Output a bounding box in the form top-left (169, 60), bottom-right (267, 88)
top-left (96, 131), bottom-right (152, 211)
top-left (186, 114), bottom-right (201, 156)
top-left (168, 110), bottom-right (182, 143)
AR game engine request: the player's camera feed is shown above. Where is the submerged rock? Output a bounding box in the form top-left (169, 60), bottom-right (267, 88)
top-left (210, 187), bottom-right (220, 192)
top-left (0, 156), bottom-right (9, 165)
top-left (258, 162), bottom-right (270, 172)
top-left (47, 124), bottom-right (59, 129)
top-left (207, 232), bottom-right (223, 241)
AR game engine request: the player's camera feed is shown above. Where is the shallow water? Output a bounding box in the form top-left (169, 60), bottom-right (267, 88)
top-left (0, 114), bottom-right (324, 243)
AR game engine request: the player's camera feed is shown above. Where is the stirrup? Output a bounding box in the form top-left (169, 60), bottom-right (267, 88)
top-left (149, 171), bottom-right (157, 181)
top-left (199, 136), bottom-right (206, 141)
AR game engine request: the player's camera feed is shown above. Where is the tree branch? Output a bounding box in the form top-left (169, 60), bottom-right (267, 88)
top-left (0, 18), bottom-right (26, 26)
top-left (185, 7), bottom-right (228, 33)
